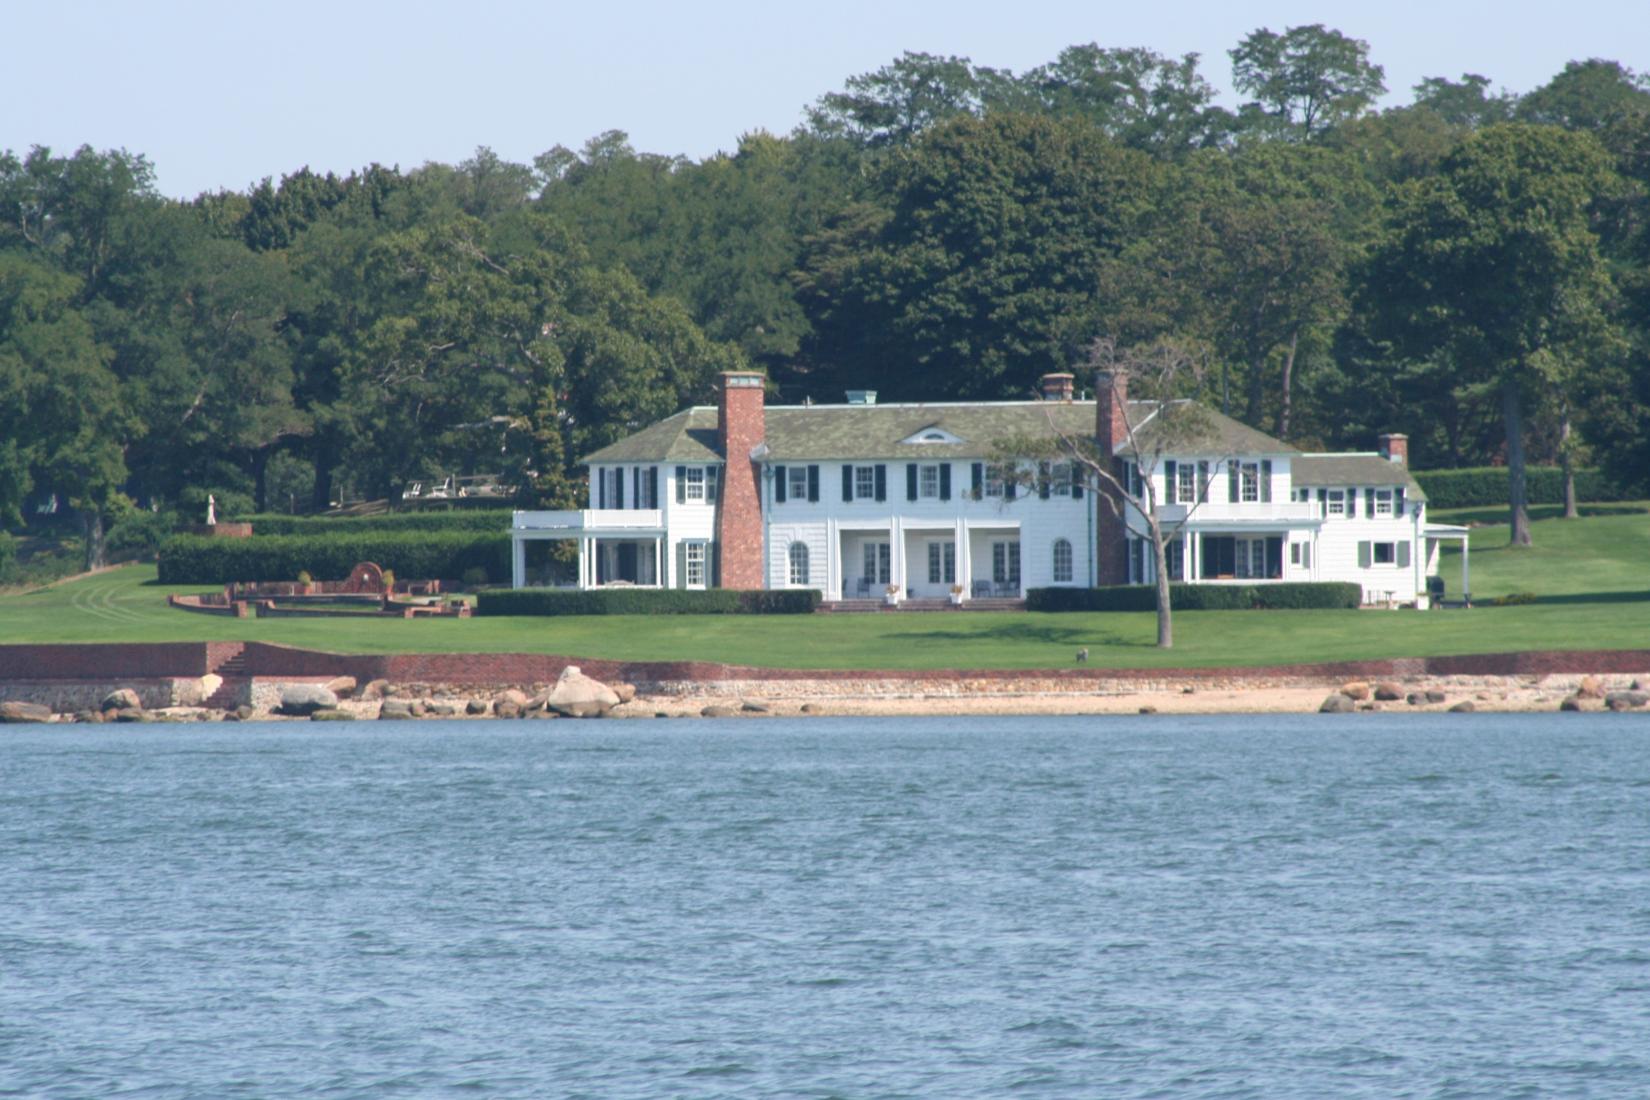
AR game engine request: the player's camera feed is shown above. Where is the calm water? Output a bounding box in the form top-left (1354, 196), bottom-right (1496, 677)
top-left (3, 715), bottom-right (1648, 1098)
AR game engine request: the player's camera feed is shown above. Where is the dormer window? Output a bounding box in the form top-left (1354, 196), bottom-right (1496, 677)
top-left (900, 424), bottom-right (965, 446)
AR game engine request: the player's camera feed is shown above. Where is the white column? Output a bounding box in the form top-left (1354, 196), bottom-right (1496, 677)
top-left (1461, 537), bottom-right (1470, 603)
top-left (956, 520), bottom-right (970, 599)
top-left (512, 534), bottom-right (527, 589)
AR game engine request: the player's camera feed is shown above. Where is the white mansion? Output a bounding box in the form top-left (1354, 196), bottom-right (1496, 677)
top-left (510, 370), bottom-right (1471, 608)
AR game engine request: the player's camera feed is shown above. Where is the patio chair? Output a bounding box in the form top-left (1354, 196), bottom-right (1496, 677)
top-left (972, 580), bottom-right (991, 599)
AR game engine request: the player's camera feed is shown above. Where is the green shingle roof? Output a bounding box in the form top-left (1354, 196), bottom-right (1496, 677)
top-left (582, 400), bottom-right (1298, 464)
top-left (1293, 454), bottom-right (1428, 500)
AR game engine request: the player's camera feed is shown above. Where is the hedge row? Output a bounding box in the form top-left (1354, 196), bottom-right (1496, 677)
top-left (157, 531), bottom-right (511, 584)
top-left (229, 511), bottom-right (514, 536)
top-left (1027, 582), bottom-right (1363, 612)
top-left (475, 588), bottom-right (822, 616)
top-left (1412, 467), bottom-right (1627, 510)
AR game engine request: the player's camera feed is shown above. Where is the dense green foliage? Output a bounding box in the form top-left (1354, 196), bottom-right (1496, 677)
top-left (232, 511), bottom-right (513, 536)
top-left (156, 531), bottom-right (510, 584)
top-left (1027, 582), bottom-right (1361, 612)
top-left (475, 588), bottom-right (822, 616)
top-left (4, 30), bottom-right (1649, 581)
top-left (1412, 467), bottom-right (1628, 509)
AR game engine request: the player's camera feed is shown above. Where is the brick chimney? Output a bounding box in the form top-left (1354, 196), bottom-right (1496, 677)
top-left (716, 371), bottom-right (767, 590)
top-left (1378, 433), bottom-right (1408, 466)
top-left (1094, 369), bottom-right (1130, 586)
top-left (1040, 372), bottom-right (1075, 402)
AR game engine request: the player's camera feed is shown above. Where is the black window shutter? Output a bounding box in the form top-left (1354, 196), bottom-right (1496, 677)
top-left (939, 464), bottom-right (951, 501)
top-left (1261, 460), bottom-right (1272, 503)
top-left (808, 465), bottom-right (819, 503)
top-left (707, 467), bottom-right (719, 504)
top-left (774, 466), bottom-right (787, 503)
top-left (675, 542), bottom-right (687, 589)
top-left (906, 463), bottom-right (917, 501)
top-left (649, 466), bottom-right (659, 508)
top-left (1227, 461), bottom-right (1239, 503)
top-left (614, 470), bottom-right (624, 509)
top-left (971, 463), bottom-right (983, 498)
top-left (1348, 489), bottom-right (1357, 517)
top-left (710, 540), bottom-right (721, 587)
top-left (1164, 460), bottom-right (1177, 499)
top-left (842, 465), bottom-right (853, 502)
top-left (874, 465), bottom-right (886, 501)
top-left (675, 466), bottom-right (686, 504)
top-left (1395, 487), bottom-right (1406, 514)
top-left (1038, 461), bottom-right (1051, 500)
top-left (631, 467), bottom-right (639, 509)
top-left (1005, 473), bottom-right (1017, 501)
top-left (1366, 488), bottom-right (1376, 517)
top-left (1198, 460), bottom-right (1209, 502)
top-left (599, 470), bottom-right (608, 509)
top-left (1071, 467), bottom-right (1082, 499)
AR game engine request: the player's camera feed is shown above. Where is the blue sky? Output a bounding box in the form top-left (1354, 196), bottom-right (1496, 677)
top-left (4, 0), bottom-right (1642, 198)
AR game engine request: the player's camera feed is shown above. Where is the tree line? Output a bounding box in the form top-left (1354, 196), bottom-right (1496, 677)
top-left (3, 25), bottom-right (1648, 566)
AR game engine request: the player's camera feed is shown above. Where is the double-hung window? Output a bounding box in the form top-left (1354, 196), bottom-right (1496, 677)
top-left (983, 465), bottom-right (1005, 498)
top-left (1177, 463), bottom-right (1197, 504)
top-left (787, 466), bottom-right (809, 501)
top-left (855, 466), bottom-right (875, 500)
top-left (918, 464), bottom-right (940, 499)
top-left (684, 467), bottom-right (705, 501)
top-left (1052, 463), bottom-right (1072, 497)
top-left (1326, 489), bottom-right (1345, 516)
top-left (1240, 462), bottom-right (1259, 503)
top-left (1373, 489), bottom-right (1393, 516)
top-left (684, 542), bottom-right (706, 587)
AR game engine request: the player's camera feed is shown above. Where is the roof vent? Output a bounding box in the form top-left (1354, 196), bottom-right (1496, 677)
top-left (845, 389), bottom-right (877, 405)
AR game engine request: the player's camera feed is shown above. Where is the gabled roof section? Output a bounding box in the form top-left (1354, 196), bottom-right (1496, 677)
top-left (1120, 401), bottom-right (1297, 458)
top-left (762, 403), bottom-right (1100, 460)
top-left (581, 408), bottom-right (722, 464)
top-left (1294, 453), bottom-right (1428, 500)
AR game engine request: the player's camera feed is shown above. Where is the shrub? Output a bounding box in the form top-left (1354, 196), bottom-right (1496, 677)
top-left (1026, 582), bottom-right (1361, 612)
top-left (461, 566), bottom-right (489, 588)
top-left (229, 511), bottom-right (514, 536)
top-left (1412, 467), bottom-right (1628, 510)
top-left (475, 588), bottom-right (822, 616)
top-left (0, 531), bottom-right (15, 583)
top-left (156, 531), bottom-right (511, 584)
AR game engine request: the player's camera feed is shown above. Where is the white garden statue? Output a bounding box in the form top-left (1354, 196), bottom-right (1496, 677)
top-left (206, 494), bottom-right (217, 526)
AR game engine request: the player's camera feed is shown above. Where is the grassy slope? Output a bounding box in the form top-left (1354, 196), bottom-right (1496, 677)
top-left (1, 508), bottom-right (1643, 670)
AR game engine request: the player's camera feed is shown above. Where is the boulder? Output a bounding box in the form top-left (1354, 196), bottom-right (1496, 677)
top-left (309, 708), bottom-right (355, 721)
top-left (276, 684), bottom-right (338, 717)
top-left (740, 701), bottom-right (770, 714)
top-left (1632, 679), bottom-right (1645, 692)
top-left (1373, 682), bottom-right (1404, 702)
top-left (1559, 696), bottom-right (1584, 712)
top-left (701, 705), bottom-right (740, 718)
top-left (1138, 705), bottom-right (1158, 715)
top-left (466, 699), bottom-right (488, 715)
top-left (424, 702), bottom-right (458, 717)
top-left (409, 700), bottom-right (427, 718)
top-left (1449, 701), bottom-right (1476, 713)
top-left (359, 679), bottom-right (389, 701)
top-left (74, 709), bottom-right (103, 724)
top-left (1604, 690), bottom-right (1648, 709)
top-left (545, 666), bottom-right (620, 719)
top-left (493, 701), bottom-right (522, 720)
top-left (1425, 689), bottom-right (1448, 704)
top-left (378, 701), bottom-right (414, 720)
top-left (1576, 675), bottom-right (1605, 699)
top-left (1319, 693), bottom-right (1356, 714)
top-left (800, 703), bottom-right (823, 714)
top-left (111, 707), bottom-right (151, 723)
top-left (1406, 693), bottom-right (1425, 706)
top-left (612, 682), bottom-right (637, 704)
top-left (495, 689), bottom-right (529, 709)
top-left (1340, 681), bottom-right (1371, 701)
top-left (0, 700), bottom-right (52, 723)
top-left (234, 705), bottom-right (256, 722)
top-left (324, 676), bottom-right (358, 700)
top-left (101, 688), bottom-right (142, 712)
top-left (530, 709), bottom-right (559, 720)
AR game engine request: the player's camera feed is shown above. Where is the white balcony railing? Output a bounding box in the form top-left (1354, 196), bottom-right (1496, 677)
top-left (1151, 500), bottom-right (1321, 525)
top-left (513, 509), bottom-right (664, 532)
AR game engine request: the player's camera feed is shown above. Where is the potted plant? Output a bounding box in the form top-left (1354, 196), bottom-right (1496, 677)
top-left (296, 570), bottom-right (314, 595)
top-left (884, 583), bottom-right (901, 607)
top-left (380, 568), bottom-right (396, 595)
top-left (949, 584), bottom-right (965, 606)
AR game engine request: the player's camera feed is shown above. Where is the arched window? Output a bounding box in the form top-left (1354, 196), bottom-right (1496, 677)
top-left (788, 541), bottom-right (810, 586)
top-left (1052, 538), bottom-right (1073, 583)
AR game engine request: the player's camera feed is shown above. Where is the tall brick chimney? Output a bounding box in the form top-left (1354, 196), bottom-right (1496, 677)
top-left (1378, 432), bottom-right (1408, 466)
top-left (716, 371), bottom-right (767, 590)
top-left (1040, 372), bottom-right (1075, 402)
top-left (1094, 369), bottom-right (1130, 585)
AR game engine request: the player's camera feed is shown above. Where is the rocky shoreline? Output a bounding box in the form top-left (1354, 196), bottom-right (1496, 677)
top-left (4, 666), bottom-right (1647, 725)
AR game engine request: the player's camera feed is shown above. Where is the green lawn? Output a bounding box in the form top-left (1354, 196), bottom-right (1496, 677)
top-left (1, 507), bottom-right (1643, 670)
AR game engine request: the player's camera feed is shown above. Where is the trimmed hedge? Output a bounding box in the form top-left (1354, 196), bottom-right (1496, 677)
top-left (157, 531), bottom-right (511, 584)
top-left (475, 588), bottom-right (822, 616)
top-left (229, 511), bottom-right (514, 536)
top-left (1412, 467), bottom-right (1627, 510)
top-left (1027, 582), bottom-right (1362, 612)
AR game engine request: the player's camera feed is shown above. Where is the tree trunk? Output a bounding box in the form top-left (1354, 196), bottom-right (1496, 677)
top-left (312, 448), bottom-right (335, 514)
top-left (82, 509), bottom-right (106, 572)
top-left (1244, 355), bottom-right (1266, 426)
top-left (1559, 411), bottom-right (1578, 519)
top-left (1502, 382), bottom-right (1532, 547)
top-left (252, 448), bottom-right (270, 514)
top-left (1276, 330), bottom-right (1299, 439)
top-left (1148, 518), bottom-right (1173, 649)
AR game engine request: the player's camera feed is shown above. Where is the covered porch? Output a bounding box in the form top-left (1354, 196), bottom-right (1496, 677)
top-left (510, 510), bottom-right (667, 589)
top-left (833, 521), bottom-right (1021, 602)
top-left (1424, 523), bottom-right (1472, 608)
